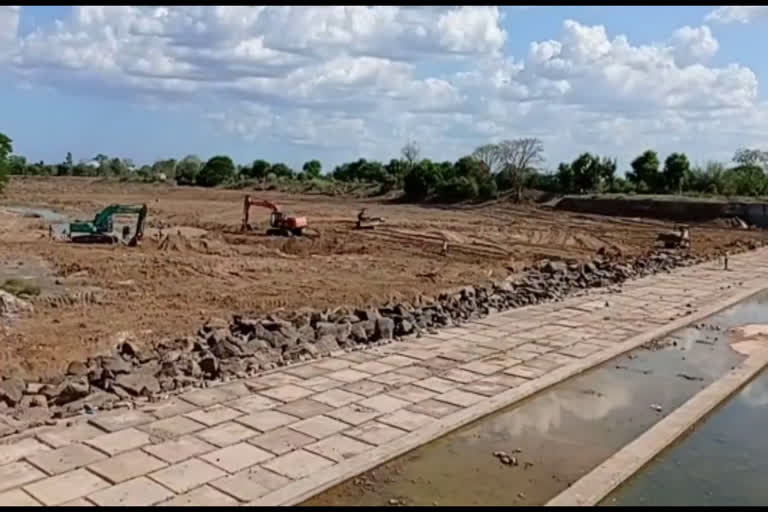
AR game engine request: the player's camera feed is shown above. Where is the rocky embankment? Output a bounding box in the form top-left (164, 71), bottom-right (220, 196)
top-left (0, 241), bottom-right (760, 435)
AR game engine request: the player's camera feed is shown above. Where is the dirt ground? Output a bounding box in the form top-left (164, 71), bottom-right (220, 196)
top-left (1, 177), bottom-right (764, 380)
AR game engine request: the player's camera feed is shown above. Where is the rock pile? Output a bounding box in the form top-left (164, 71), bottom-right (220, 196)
top-left (0, 242), bottom-right (762, 429)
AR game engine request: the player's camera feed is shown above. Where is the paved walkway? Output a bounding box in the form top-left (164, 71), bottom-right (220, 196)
top-left (2, 249), bottom-right (768, 506)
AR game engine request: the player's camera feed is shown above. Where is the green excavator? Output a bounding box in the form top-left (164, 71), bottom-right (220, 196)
top-left (66, 204), bottom-right (148, 246)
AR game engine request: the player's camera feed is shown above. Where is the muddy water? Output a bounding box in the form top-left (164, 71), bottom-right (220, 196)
top-left (601, 367), bottom-right (768, 506)
top-left (304, 292), bottom-right (768, 507)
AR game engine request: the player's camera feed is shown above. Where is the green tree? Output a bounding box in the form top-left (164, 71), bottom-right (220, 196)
top-left (663, 153), bottom-right (690, 194)
top-left (242, 159), bottom-right (270, 179)
top-left (152, 158), bottom-right (177, 179)
top-left (403, 159), bottom-right (440, 201)
top-left (196, 155), bottom-right (235, 187)
top-left (269, 162), bottom-right (294, 178)
top-left (0, 132), bottom-right (12, 192)
top-left (570, 153), bottom-right (602, 192)
top-left (627, 150), bottom-right (661, 192)
top-left (176, 155), bottom-right (202, 185)
top-left (8, 155), bottom-right (26, 175)
top-left (556, 162), bottom-right (575, 194)
top-left (302, 160), bottom-right (322, 179)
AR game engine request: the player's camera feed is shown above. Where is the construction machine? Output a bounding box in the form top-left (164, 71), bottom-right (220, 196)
top-left (66, 204), bottom-right (148, 246)
top-left (355, 208), bottom-right (385, 230)
top-left (241, 195), bottom-right (308, 237)
top-left (656, 225), bottom-right (690, 250)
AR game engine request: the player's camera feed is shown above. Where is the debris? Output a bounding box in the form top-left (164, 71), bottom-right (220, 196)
top-left (676, 373), bottom-right (704, 382)
top-left (650, 403), bottom-right (663, 412)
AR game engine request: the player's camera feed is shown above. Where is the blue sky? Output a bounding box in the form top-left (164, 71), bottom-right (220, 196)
top-left (1, 5), bottom-right (767, 172)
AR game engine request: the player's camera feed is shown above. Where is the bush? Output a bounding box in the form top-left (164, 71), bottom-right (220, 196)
top-left (403, 161), bottom-right (441, 201)
top-left (477, 176), bottom-right (498, 200)
top-left (196, 155), bottom-right (235, 187)
top-left (436, 176), bottom-right (479, 202)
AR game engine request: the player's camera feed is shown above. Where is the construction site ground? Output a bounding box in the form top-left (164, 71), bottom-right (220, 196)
top-left (1, 177), bottom-right (764, 381)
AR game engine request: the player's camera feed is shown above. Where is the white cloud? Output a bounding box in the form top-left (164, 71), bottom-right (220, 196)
top-left (0, 6), bottom-right (767, 169)
top-left (0, 6), bottom-right (20, 48)
top-left (706, 6), bottom-right (768, 24)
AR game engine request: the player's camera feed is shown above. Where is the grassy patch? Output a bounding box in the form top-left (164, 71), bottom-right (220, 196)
top-left (0, 278), bottom-right (41, 297)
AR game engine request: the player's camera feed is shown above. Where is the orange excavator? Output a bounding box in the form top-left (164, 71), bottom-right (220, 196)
top-left (241, 195), bottom-right (309, 237)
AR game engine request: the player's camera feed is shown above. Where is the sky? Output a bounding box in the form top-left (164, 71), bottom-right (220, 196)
top-left (1, 5), bottom-right (768, 173)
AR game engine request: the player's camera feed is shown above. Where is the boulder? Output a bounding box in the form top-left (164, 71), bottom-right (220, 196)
top-left (0, 378), bottom-right (25, 407)
top-left (115, 374), bottom-right (160, 396)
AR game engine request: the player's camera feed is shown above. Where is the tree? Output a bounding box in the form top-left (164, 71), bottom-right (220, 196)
top-left (401, 141), bottom-right (421, 167)
top-left (663, 153), bottom-right (690, 194)
top-left (269, 162), bottom-right (294, 178)
top-left (733, 148), bottom-right (768, 170)
top-left (302, 160), bottom-right (322, 179)
top-left (471, 144), bottom-right (503, 175)
top-left (176, 155), bottom-right (201, 185)
top-left (0, 132), bottom-right (12, 192)
top-left (152, 158), bottom-right (177, 179)
top-left (627, 150), bottom-right (661, 193)
top-left (495, 138), bottom-right (544, 201)
top-left (8, 155), bottom-right (26, 175)
top-left (556, 162), bottom-right (575, 194)
top-left (243, 159), bottom-right (270, 179)
top-left (196, 155), bottom-right (235, 187)
top-left (403, 159), bottom-right (440, 201)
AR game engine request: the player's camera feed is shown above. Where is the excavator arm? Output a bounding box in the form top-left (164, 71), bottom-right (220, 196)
top-left (242, 195), bottom-right (283, 231)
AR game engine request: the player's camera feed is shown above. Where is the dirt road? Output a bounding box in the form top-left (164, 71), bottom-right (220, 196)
top-left (1, 177), bottom-right (763, 379)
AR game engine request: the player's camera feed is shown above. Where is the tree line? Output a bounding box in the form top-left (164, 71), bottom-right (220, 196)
top-left (2, 130), bottom-right (767, 200)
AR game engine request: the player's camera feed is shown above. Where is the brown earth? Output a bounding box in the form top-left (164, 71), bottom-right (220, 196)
top-left (1, 176), bottom-right (764, 380)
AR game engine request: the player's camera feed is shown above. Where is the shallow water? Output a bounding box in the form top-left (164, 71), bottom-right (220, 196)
top-left (305, 291), bottom-right (768, 506)
top-left (601, 367), bottom-right (768, 506)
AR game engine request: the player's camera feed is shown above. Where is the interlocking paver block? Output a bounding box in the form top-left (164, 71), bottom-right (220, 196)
top-left (248, 373), bottom-right (303, 389)
top-left (504, 348), bottom-right (540, 362)
top-left (61, 497), bottom-right (94, 506)
top-left (88, 410), bottom-right (153, 433)
top-left (226, 394), bottom-right (282, 413)
top-left (481, 373), bottom-right (527, 388)
top-left (327, 404), bottom-right (380, 426)
top-left (87, 476), bottom-right (174, 506)
top-left (277, 398), bottom-right (333, 419)
top-left (419, 357), bottom-right (458, 370)
top-left (413, 376), bottom-right (456, 393)
top-left (262, 449), bottom-right (334, 480)
top-left (394, 365), bottom-right (433, 379)
top-left (249, 427), bottom-right (316, 455)
top-left (142, 397), bottom-right (198, 419)
top-left (236, 410), bottom-right (299, 432)
top-left (0, 461), bottom-right (46, 492)
top-left (387, 385), bottom-right (437, 403)
top-left (284, 364), bottom-right (329, 379)
top-left (525, 357), bottom-right (563, 372)
top-left (142, 436), bottom-right (216, 464)
top-left (517, 342), bottom-right (551, 355)
top-left (406, 399), bottom-right (462, 419)
top-left (434, 389), bottom-right (485, 408)
top-left (358, 394), bottom-right (410, 414)
top-left (460, 380), bottom-right (510, 397)
top-left (305, 434), bottom-right (373, 462)
top-left (24, 468), bottom-right (109, 505)
top-left (458, 360), bottom-right (505, 376)
top-left (345, 421), bottom-right (407, 446)
top-left (377, 409), bottom-right (434, 432)
top-left (378, 355), bottom-right (419, 368)
top-left (26, 443), bottom-right (106, 475)
top-left (559, 342), bottom-right (603, 358)
top-left (300, 376), bottom-right (344, 392)
top-left (196, 421), bottom-right (259, 447)
top-left (148, 458), bottom-right (226, 493)
top-left (201, 442), bottom-right (273, 473)
top-left (289, 415), bottom-right (347, 439)
top-left (159, 485), bottom-right (239, 506)
top-left (0, 438), bottom-right (51, 465)
top-left (440, 368), bottom-right (483, 384)
top-left (211, 466), bottom-right (290, 501)
top-left (312, 358), bottom-right (353, 371)
top-left (351, 361), bottom-right (396, 375)
top-left (344, 380), bottom-right (389, 397)
top-left (85, 427), bottom-right (151, 455)
top-left (311, 388), bottom-right (364, 408)
top-left (341, 351), bottom-right (379, 363)
top-left (369, 372), bottom-right (417, 387)
top-left (0, 489), bottom-right (42, 506)
top-left (141, 415), bottom-right (205, 439)
top-left (88, 449), bottom-right (167, 483)
top-left (37, 423), bottom-right (105, 449)
top-left (180, 387), bottom-right (241, 408)
top-left (504, 364), bottom-right (547, 379)
top-left (185, 405), bottom-right (243, 426)
top-left (259, 384), bottom-right (315, 402)
top-left (325, 369), bottom-right (371, 383)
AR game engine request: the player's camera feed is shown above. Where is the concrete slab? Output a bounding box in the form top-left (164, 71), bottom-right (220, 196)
top-left (88, 450), bottom-right (167, 484)
top-left (262, 450), bottom-right (335, 480)
top-left (87, 476), bottom-right (173, 506)
top-left (148, 458), bottom-right (225, 494)
top-left (196, 421), bottom-right (259, 448)
top-left (26, 444), bottom-right (106, 475)
top-left (200, 442), bottom-right (274, 473)
top-left (236, 410), bottom-right (299, 432)
top-left (249, 427), bottom-right (316, 456)
top-left (24, 469), bottom-right (109, 505)
top-left (142, 436), bottom-right (216, 464)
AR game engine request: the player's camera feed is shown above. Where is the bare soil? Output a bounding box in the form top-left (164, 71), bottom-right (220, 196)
top-left (1, 177), bottom-right (763, 380)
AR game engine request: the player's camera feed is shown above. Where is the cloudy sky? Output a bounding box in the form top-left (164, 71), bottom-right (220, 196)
top-left (1, 5), bottom-right (767, 172)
